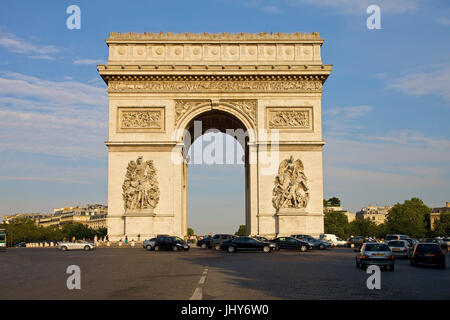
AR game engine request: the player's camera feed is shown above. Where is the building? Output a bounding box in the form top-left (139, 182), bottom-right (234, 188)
top-left (430, 202), bottom-right (450, 230)
top-left (3, 213), bottom-right (51, 225)
top-left (87, 214), bottom-right (107, 230)
top-left (356, 205), bottom-right (392, 225)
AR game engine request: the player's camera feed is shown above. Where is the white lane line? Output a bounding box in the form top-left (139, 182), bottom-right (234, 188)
top-left (189, 268), bottom-right (209, 300)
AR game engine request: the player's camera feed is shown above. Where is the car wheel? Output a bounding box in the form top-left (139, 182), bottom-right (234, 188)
top-left (300, 246), bottom-right (307, 252)
top-left (172, 245), bottom-right (178, 252)
top-left (227, 246), bottom-right (235, 253)
top-left (215, 244), bottom-right (220, 250)
top-left (146, 245), bottom-right (152, 251)
top-left (154, 246), bottom-right (160, 251)
top-left (61, 246), bottom-right (68, 251)
top-left (263, 246), bottom-right (270, 253)
top-left (319, 244), bottom-right (325, 250)
top-left (84, 245), bottom-right (90, 251)
top-left (201, 244), bottom-right (207, 249)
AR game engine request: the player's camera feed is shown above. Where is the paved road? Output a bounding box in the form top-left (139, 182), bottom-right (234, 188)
top-left (0, 247), bottom-right (449, 299)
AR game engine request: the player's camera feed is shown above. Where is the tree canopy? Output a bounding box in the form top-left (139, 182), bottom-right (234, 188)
top-left (235, 225), bottom-right (246, 236)
top-left (386, 197), bottom-right (430, 238)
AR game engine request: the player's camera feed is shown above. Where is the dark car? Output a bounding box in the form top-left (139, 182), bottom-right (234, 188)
top-left (220, 236), bottom-right (277, 253)
top-left (252, 235), bottom-right (270, 242)
top-left (14, 242), bottom-right (26, 248)
top-left (356, 242), bottom-right (395, 271)
top-left (419, 238), bottom-right (448, 251)
top-left (410, 243), bottom-right (446, 269)
top-left (211, 234), bottom-right (236, 250)
top-left (271, 237), bottom-right (312, 252)
top-left (153, 236), bottom-right (190, 251)
top-left (292, 235), bottom-right (330, 250)
top-left (197, 237), bottom-right (212, 249)
top-left (347, 236), bottom-right (366, 249)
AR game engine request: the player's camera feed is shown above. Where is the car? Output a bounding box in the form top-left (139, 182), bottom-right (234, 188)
top-left (197, 237), bottom-right (212, 249)
top-left (57, 240), bottom-right (96, 251)
top-left (292, 235), bottom-right (330, 250)
top-left (404, 238), bottom-right (418, 249)
top-left (143, 238), bottom-right (156, 250)
top-left (153, 236), bottom-right (190, 251)
top-left (220, 236), bottom-right (277, 253)
top-left (210, 234), bottom-right (236, 250)
top-left (319, 234), bottom-right (347, 247)
top-left (387, 240), bottom-right (411, 258)
top-left (252, 235), bottom-right (270, 242)
top-left (14, 242), bottom-right (26, 248)
top-left (356, 242), bottom-right (395, 271)
top-left (270, 237), bottom-right (312, 252)
top-left (346, 236), bottom-right (366, 249)
top-left (419, 238), bottom-right (448, 251)
top-left (410, 243), bottom-right (446, 269)
top-left (385, 234), bottom-right (410, 241)
top-left (443, 237), bottom-right (450, 252)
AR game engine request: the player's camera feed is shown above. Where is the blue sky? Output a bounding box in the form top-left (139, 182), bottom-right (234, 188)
top-left (0, 0), bottom-right (449, 234)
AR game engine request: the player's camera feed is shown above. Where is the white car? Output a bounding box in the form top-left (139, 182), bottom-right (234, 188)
top-left (57, 240), bottom-right (96, 251)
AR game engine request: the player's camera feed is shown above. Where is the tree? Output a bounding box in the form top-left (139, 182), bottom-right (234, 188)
top-left (348, 219), bottom-right (378, 237)
top-left (386, 198), bottom-right (429, 238)
top-left (324, 211), bottom-right (349, 239)
top-left (433, 212), bottom-right (450, 237)
top-left (235, 225), bottom-right (246, 236)
top-left (187, 227), bottom-right (195, 236)
top-left (324, 197), bottom-right (341, 207)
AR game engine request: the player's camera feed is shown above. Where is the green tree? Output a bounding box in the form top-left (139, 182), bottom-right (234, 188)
top-left (433, 212), bottom-right (450, 236)
top-left (386, 198), bottom-right (429, 238)
top-left (324, 211), bottom-right (349, 238)
top-left (348, 219), bottom-right (378, 237)
top-left (235, 225), bottom-right (246, 236)
top-left (324, 197), bottom-right (341, 207)
top-left (187, 227), bottom-right (195, 236)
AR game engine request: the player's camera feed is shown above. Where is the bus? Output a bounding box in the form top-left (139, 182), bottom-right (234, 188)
top-left (0, 229), bottom-right (6, 250)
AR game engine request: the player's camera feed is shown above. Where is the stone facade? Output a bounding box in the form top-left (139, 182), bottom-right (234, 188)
top-left (98, 32), bottom-right (332, 240)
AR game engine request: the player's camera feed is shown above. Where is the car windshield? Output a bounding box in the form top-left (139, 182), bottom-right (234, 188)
top-left (365, 244), bottom-right (390, 251)
top-left (388, 241), bottom-right (406, 247)
top-left (385, 236), bottom-right (398, 241)
top-left (416, 244), bottom-right (441, 253)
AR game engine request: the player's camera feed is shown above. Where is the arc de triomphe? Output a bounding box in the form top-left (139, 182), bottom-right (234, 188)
top-left (98, 32), bottom-right (332, 241)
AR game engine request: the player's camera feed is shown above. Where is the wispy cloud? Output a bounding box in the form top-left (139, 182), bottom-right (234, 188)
top-left (73, 59), bottom-right (106, 65)
top-left (287, 0), bottom-right (420, 15)
top-left (387, 65), bottom-right (450, 101)
top-left (436, 17), bottom-right (450, 27)
top-left (324, 105), bottom-right (372, 135)
top-left (0, 32), bottom-right (59, 59)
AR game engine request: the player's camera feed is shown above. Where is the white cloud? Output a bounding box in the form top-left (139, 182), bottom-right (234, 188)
top-left (387, 66), bottom-right (450, 101)
top-left (287, 0), bottom-right (420, 15)
top-left (74, 59), bottom-right (106, 65)
top-left (436, 17), bottom-right (450, 26)
top-left (324, 105), bottom-right (371, 134)
top-left (0, 32), bottom-right (59, 59)
top-left (0, 72), bottom-right (107, 159)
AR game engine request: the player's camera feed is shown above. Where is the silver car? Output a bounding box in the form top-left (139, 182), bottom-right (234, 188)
top-left (143, 238), bottom-right (156, 250)
top-left (57, 240), bottom-right (96, 251)
top-left (387, 240), bottom-right (411, 258)
top-left (356, 242), bottom-right (395, 271)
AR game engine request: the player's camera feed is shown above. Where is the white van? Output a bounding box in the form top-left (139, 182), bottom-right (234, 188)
top-left (319, 234), bottom-right (346, 247)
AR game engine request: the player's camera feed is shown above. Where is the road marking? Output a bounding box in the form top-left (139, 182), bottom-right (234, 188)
top-left (189, 268), bottom-right (208, 300)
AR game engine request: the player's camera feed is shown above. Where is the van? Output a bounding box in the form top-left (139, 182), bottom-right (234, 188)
top-left (319, 234), bottom-right (346, 247)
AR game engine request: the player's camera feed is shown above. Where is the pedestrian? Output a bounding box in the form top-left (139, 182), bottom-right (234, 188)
top-left (125, 235), bottom-right (128, 244)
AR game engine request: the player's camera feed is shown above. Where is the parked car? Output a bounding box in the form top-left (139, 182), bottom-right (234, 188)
top-left (385, 234), bottom-right (410, 241)
top-left (211, 234), bottom-right (236, 250)
top-left (320, 234), bottom-right (347, 247)
top-left (57, 240), bottom-right (96, 251)
top-left (143, 238), bottom-right (156, 250)
top-left (220, 236), bottom-right (277, 253)
top-left (197, 237), bottom-right (212, 249)
top-left (346, 236), bottom-right (366, 249)
top-left (292, 235), bottom-right (330, 250)
top-left (153, 236), bottom-right (189, 251)
top-left (410, 243), bottom-right (446, 269)
top-left (356, 242), bottom-right (395, 271)
top-left (270, 237), bottom-right (312, 252)
top-left (387, 240), bottom-right (411, 258)
top-left (14, 242), bottom-right (26, 248)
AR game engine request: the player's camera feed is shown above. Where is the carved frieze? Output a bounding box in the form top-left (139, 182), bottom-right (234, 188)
top-left (117, 107), bottom-right (165, 132)
top-left (109, 79), bottom-right (322, 93)
top-left (222, 99), bottom-right (257, 127)
top-left (174, 100), bottom-right (209, 126)
top-left (267, 107), bottom-right (313, 130)
top-left (122, 156), bottom-right (160, 211)
top-left (273, 156), bottom-right (310, 211)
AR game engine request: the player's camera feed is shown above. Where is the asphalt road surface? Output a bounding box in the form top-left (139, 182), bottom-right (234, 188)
top-left (1, 247), bottom-right (449, 300)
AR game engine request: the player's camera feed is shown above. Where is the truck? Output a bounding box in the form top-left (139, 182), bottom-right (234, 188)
top-left (319, 233), bottom-right (346, 247)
